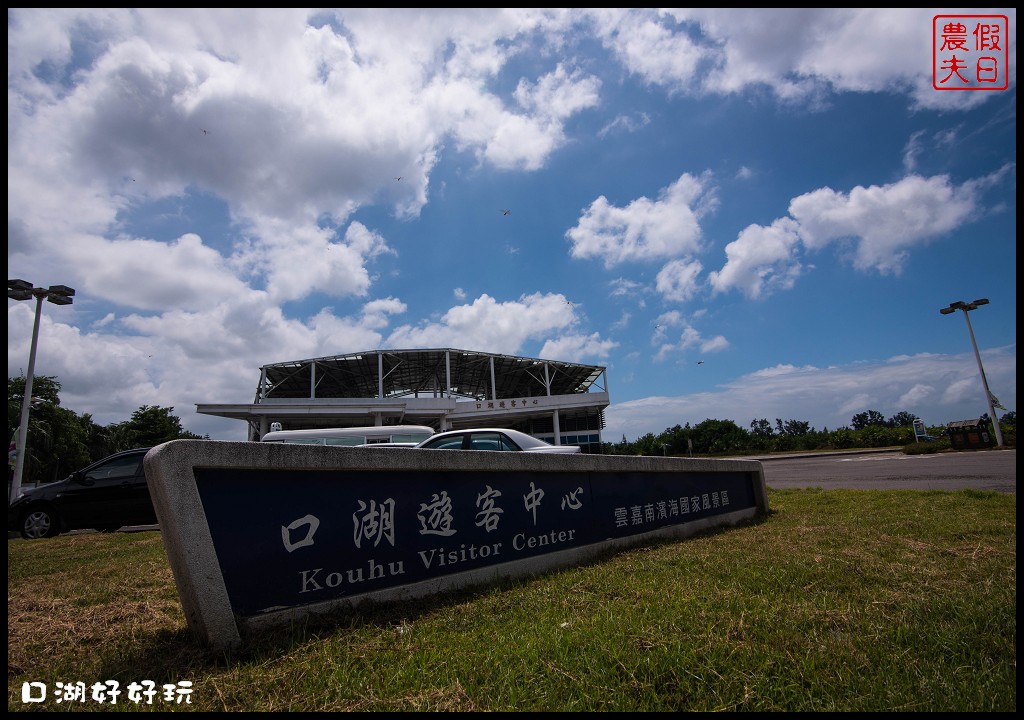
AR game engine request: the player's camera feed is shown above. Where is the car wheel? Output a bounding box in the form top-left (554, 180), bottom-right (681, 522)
top-left (20, 507), bottom-right (59, 539)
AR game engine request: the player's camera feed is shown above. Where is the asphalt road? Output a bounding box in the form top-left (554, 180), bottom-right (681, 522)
top-left (757, 448), bottom-right (1016, 493)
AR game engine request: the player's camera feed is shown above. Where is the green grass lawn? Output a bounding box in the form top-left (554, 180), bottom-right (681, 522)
top-left (7, 487), bottom-right (1016, 711)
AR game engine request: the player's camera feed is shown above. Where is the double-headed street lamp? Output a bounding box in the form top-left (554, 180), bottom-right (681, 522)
top-left (8, 279), bottom-right (75, 504)
top-left (939, 298), bottom-right (1004, 448)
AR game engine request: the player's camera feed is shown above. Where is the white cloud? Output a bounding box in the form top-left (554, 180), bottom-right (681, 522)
top-left (652, 323), bottom-right (728, 363)
top-left (897, 383), bottom-right (936, 408)
top-left (538, 332), bottom-right (619, 363)
top-left (597, 112), bottom-right (651, 138)
top-left (708, 218), bottom-right (803, 299)
top-left (608, 278), bottom-right (644, 298)
top-left (901, 130), bottom-right (927, 173)
top-left (594, 8), bottom-right (1008, 111)
top-left (789, 174), bottom-right (977, 274)
top-left (246, 220), bottom-right (396, 303)
top-left (66, 233), bottom-right (251, 312)
top-left (566, 173), bottom-right (716, 267)
top-left (655, 259), bottom-right (703, 303)
top-left (700, 335), bottom-right (729, 353)
top-left (711, 171), bottom-right (991, 297)
top-left (360, 298), bottom-right (407, 330)
top-left (589, 9), bottom-right (710, 95)
top-left (384, 292), bottom-right (578, 355)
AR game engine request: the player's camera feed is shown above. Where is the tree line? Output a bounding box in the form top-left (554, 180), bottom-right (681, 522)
top-left (8, 375), bottom-right (206, 488)
top-left (603, 409), bottom-right (1016, 457)
top-left (8, 374), bottom-right (1017, 485)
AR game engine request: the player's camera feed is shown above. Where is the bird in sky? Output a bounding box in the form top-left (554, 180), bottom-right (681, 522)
top-left (697, 360), bottom-right (705, 365)
top-left (201, 128), bottom-right (210, 135)
top-left (502, 209), bottom-right (511, 215)
top-left (395, 176), bottom-right (402, 181)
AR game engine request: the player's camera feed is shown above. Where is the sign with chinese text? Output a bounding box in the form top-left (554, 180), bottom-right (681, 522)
top-left (144, 440), bottom-right (768, 650)
top-left (195, 467), bottom-right (758, 616)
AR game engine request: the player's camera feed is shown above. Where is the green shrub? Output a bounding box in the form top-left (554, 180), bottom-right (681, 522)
top-left (903, 438), bottom-right (951, 454)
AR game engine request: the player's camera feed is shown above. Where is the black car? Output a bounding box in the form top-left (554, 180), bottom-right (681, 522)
top-left (8, 448), bottom-right (156, 539)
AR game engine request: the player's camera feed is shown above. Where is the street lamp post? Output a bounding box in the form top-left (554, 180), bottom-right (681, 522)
top-left (8, 280), bottom-right (75, 504)
top-left (939, 298), bottom-right (1004, 448)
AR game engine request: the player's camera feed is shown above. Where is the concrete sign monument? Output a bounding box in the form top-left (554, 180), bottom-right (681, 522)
top-left (145, 440), bottom-right (769, 650)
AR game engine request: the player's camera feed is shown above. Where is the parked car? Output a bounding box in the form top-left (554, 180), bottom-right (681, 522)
top-left (412, 428), bottom-right (581, 453)
top-left (261, 424), bottom-right (434, 446)
top-left (7, 448), bottom-right (156, 539)
top-left (354, 442), bottom-right (420, 448)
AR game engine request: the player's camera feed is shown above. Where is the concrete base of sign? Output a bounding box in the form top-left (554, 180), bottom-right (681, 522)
top-left (145, 440), bottom-right (769, 651)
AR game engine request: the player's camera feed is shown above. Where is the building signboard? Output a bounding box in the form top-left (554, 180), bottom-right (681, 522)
top-left (195, 467), bottom-right (756, 616)
top-left (145, 440), bottom-right (768, 650)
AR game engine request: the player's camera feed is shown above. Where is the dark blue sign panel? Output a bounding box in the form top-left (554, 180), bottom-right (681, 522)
top-left (194, 468), bottom-right (757, 617)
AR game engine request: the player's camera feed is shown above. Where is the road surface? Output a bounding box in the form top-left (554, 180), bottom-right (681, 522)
top-left (758, 448), bottom-right (1015, 493)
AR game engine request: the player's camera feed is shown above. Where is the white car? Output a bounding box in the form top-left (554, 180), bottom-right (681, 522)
top-left (413, 428), bottom-right (581, 454)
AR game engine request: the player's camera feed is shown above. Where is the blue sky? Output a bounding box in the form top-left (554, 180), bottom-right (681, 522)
top-left (7, 8), bottom-right (1017, 442)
